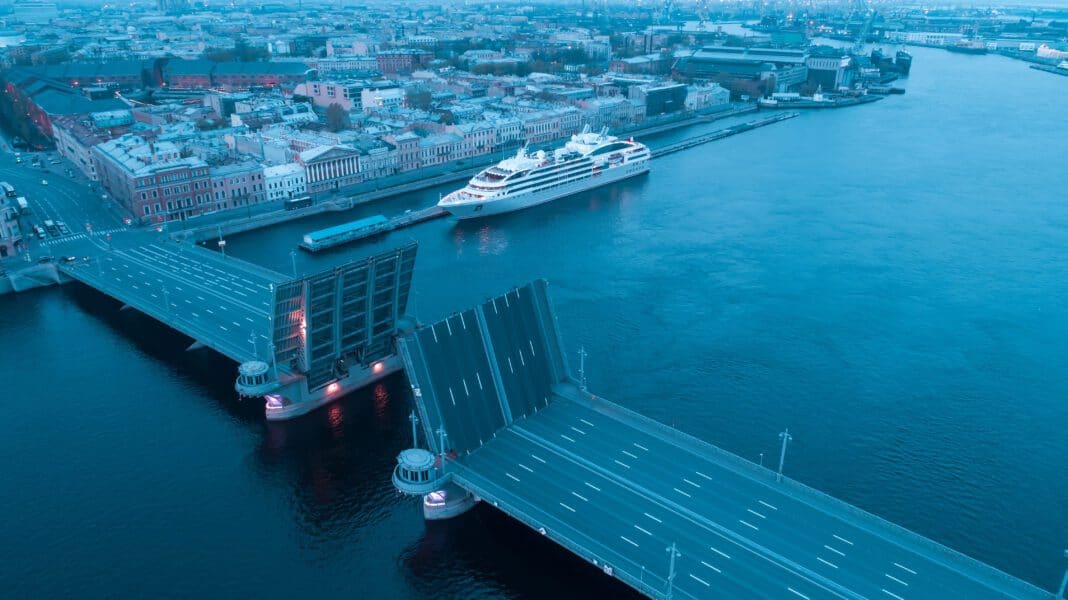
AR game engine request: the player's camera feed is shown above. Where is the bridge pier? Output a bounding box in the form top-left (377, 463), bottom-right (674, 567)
top-left (238, 354), bottom-right (404, 420)
top-left (235, 360), bottom-right (279, 397)
top-left (421, 481), bottom-right (477, 520)
top-left (391, 412), bottom-right (478, 520)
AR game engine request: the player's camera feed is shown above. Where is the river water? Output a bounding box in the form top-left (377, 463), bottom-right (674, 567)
top-left (3, 46), bottom-right (1066, 597)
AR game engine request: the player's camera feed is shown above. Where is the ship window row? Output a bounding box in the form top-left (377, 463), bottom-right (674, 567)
top-left (506, 170), bottom-right (613, 196)
top-left (504, 160), bottom-right (604, 187)
top-left (505, 171), bottom-right (594, 195)
top-left (508, 160), bottom-right (594, 185)
top-left (503, 166), bottom-right (622, 195)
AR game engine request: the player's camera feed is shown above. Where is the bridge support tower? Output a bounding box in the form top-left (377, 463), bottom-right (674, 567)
top-left (235, 360), bottom-right (280, 397)
top-left (391, 412), bottom-right (477, 520)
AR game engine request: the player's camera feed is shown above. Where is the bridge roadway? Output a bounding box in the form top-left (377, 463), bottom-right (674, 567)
top-left (57, 233), bottom-right (285, 363)
top-left (451, 391), bottom-right (1047, 599)
top-left (403, 281), bottom-right (1048, 599)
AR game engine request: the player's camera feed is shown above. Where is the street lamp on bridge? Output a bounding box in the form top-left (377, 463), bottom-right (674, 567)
top-left (436, 425), bottom-right (448, 462)
top-left (409, 410), bottom-right (420, 449)
top-left (665, 542), bottom-right (681, 600)
top-left (777, 429), bottom-right (793, 483)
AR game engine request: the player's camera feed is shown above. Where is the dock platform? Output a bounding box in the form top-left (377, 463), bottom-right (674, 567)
top-left (652, 112), bottom-right (800, 158)
top-left (299, 206), bottom-right (448, 252)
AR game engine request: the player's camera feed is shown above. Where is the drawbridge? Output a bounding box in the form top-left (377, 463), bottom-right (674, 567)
top-left (392, 280), bottom-right (1052, 600)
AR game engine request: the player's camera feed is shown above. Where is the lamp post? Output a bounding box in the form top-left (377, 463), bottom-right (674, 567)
top-left (777, 429), bottom-right (793, 483)
top-left (437, 426), bottom-right (448, 460)
top-left (578, 346), bottom-right (588, 392)
top-left (665, 542), bottom-right (681, 600)
top-left (218, 238), bottom-right (226, 257)
top-left (409, 411), bottom-right (420, 448)
top-left (289, 249), bottom-right (297, 278)
top-left (268, 341), bottom-right (279, 382)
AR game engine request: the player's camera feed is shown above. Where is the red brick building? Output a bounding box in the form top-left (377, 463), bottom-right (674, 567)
top-left (212, 62), bottom-right (313, 91)
top-left (93, 135), bottom-right (211, 222)
top-left (375, 50), bottom-right (433, 75)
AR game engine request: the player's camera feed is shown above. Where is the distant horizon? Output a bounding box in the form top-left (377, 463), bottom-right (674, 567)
top-left (2, 0), bottom-right (1068, 9)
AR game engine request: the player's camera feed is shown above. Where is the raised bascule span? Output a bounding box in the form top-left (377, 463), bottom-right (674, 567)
top-left (392, 280), bottom-right (1053, 599)
top-left (58, 234), bottom-right (417, 420)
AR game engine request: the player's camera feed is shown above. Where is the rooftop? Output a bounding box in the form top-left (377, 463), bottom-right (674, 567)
top-left (94, 135), bottom-right (207, 177)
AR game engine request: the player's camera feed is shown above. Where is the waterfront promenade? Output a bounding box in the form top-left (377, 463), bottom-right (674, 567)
top-left (170, 104), bottom-right (760, 243)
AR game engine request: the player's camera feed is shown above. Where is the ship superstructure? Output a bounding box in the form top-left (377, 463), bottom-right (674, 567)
top-left (438, 126), bottom-right (650, 219)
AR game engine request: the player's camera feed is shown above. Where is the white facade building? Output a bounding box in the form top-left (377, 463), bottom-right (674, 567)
top-left (685, 84), bottom-right (730, 112)
top-left (263, 163), bottom-right (307, 201)
top-left (361, 87), bottom-right (405, 114)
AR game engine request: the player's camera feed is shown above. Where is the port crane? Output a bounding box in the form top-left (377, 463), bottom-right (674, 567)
top-left (853, 3), bottom-right (878, 53)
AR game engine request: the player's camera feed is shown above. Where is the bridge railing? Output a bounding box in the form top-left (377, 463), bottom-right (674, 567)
top-left (452, 468), bottom-right (670, 600)
top-left (576, 385), bottom-right (1050, 597)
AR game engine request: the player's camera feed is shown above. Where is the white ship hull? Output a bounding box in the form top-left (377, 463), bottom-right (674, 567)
top-left (443, 159), bottom-right (650, 219)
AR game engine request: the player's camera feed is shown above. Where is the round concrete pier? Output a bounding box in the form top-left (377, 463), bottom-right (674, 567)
top-left (234, 360), bottom-right (278, 397)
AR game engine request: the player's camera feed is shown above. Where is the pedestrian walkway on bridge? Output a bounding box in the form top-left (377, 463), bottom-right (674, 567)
top-left (394, 280), bottom-right (1053, 600)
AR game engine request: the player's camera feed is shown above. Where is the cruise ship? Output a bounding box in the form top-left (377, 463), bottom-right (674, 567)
top-left (437, 126), bottom-right (651, 219)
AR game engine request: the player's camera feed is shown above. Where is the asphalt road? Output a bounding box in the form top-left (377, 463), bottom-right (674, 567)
top-left (0, 148), bottom-right (129, 265)
top-left (60, 238), bottom-right (282, 363)
top-left (479, 287), bottom-right (556, 419)
top-left (413, 307), bottom-right (508, 454)
top-left (410, 285), bottom-right (563, 455)
top-left (455, 398), bottom-right (1045, 599)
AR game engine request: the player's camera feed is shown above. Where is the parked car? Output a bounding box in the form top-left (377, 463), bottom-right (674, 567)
top-left (41, 179), bottom-right (48, 186)
top-left (36, 256), bottom-right (53, 264)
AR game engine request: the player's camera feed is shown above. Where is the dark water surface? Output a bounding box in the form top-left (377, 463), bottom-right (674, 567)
top-left (3, 47), bottom-right (1066, 596)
